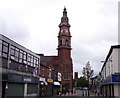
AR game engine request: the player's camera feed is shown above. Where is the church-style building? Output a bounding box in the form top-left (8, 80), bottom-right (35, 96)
top-left (40, 7), bottom-right (73, 94)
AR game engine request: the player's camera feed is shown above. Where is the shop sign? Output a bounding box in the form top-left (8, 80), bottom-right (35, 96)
top-left (112, 74), bottom-right (120, 83)
top-left (52, 73), bottom-right (57, 80)
top-left (47, 78), bottom-right (53, 83)
top-left (23, 78), bottom-right (31, 82)
top-left (58, 72), bottom-right (61, 81)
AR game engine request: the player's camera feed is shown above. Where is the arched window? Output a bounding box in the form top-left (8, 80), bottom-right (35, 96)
top-left (59, 40), bottom-right (62, 45)
top-left (65, 40), bottom-right (69, 46)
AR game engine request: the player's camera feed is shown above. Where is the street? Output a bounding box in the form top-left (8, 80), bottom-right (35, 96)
top-left (40, 89), bottom-right (104, 98)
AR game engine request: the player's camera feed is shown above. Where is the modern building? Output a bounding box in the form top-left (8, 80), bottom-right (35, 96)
top-left (1, 34), bottom-right (40, 97)
top-left (39, 7), bottom-right (73, 94)
top-left (100, 45), bottom-right (120, 98)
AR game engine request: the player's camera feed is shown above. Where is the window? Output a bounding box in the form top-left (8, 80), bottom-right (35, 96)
top-left (65, 65), bottom-right (69, 72)
top-left (2, 41), bottom-right (9, 58)
top-left (36, 58), bottom-right (39, 67)
top-left (19, 50), bottom-right (23, 63)
top-left (62, 39), bottom-right (65, 45)
top-left (64, 74), bottom-right (69, 80)
top-left (65, 39), bottom-right (69, 46)
top-left (0, 40), bottom-right (2, 57)
top-left (23, 51), bottom-right (27, 64)
top-left (33, 57), bottom-right (38, 67)
top-left (31, 55), bottom-right (34, 66)
top-left (59, 40), bottom-right (62, 45)
top-left (15, 48), bottom-right (19, 62)
top-left (10, 45), bottom-right (20, 62)
top-left (34, 57), bottom-right (39, 68)
top-left (28, 53), bottom-right (31, 65)
top-left (10, 45), bottom-right (15, 60)
top-left (53, 65), bottom-right (58, 71)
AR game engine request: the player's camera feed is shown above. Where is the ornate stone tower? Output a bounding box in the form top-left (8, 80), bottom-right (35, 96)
top-left (57, 7), bottom-right (73, 93)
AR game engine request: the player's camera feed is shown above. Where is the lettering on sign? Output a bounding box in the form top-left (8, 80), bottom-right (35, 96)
top-left (23, 78), bottom-right (31, 82)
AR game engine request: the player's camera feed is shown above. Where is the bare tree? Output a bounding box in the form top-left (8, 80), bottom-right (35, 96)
top-left (82, 61), bottom-right (94, 98)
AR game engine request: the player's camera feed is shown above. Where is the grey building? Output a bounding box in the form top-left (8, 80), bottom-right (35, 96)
top-left (100, 45), bottom-right (120, 98)
top-left (0, 34), bottom-right (40, 97)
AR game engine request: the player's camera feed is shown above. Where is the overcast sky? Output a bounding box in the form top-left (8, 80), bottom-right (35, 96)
top-left (0, 0), bottom-right (119, 77)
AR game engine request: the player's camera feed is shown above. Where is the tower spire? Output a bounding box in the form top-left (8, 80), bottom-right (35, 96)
top-left (59, 7), bottom-right (70, 27)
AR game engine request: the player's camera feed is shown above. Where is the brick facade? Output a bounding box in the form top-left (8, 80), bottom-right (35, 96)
top-left (39, 8), bottom-right (73, 93)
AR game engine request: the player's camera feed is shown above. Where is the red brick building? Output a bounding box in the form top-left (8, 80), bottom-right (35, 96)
top-left (40, 7), bottom-right (73, 93)
top-left (74, 72), bottom-right (78, 80)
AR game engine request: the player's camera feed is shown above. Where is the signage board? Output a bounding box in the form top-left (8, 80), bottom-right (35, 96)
top-left (47, 78), bottom-right (53, 83)
top-left (58, 72), bottom-right (61, 81)
top-left (112, 74), bottom-right (120, 83)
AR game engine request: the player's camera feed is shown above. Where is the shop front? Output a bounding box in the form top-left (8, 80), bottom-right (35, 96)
top-left (101, 73), bottom-right (120, 98)
top-left (53, 81), bottom-right (61, 96)
top-left (39, 77), bottom-right (48, 96)
top-left (2, 73), bottom-right (39, 97)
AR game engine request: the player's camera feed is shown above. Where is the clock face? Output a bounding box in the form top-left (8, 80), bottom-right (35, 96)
top-left (61, 29), bottom-right (63, 33)
top-left (65, 29), bottom-right (68, 33)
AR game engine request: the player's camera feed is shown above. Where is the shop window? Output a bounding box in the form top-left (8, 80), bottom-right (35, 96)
top-left (27, 84), bottom-right (37, 94)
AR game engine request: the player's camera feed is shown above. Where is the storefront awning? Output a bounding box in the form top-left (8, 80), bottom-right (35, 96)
top-left (54, 81), bottom-right (60, 86)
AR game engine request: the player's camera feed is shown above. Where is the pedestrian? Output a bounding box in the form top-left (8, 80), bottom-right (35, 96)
top-left (59, 91), bottom-right (61, 96)
top-left (96, 88), bottom-right (100, 96)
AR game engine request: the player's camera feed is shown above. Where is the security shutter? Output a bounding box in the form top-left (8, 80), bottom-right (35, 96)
top-left (27, 83), bottom-right (37, 94)
top-left (7, 83), bottom-right (24, 96)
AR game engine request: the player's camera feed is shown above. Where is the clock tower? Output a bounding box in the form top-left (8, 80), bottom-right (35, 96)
top-left (57, 7), bottom-right (73, 93)
top-left (58, 7), bottom-right (72, 59)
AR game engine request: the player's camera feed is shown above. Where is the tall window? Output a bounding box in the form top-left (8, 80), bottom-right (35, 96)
top-left (10, 45), bottom-right (15, 60)
top-left (31, 55), bottom-right (34, 66)
top-left (65, 65), bottom-right (69, 72)
top-left (15, 48), bottom-right (19, 62)
top-left (10, 45), bottom-right (20, 62)
top-left (53, 65), bottom-right (58, 71)
top-left (28, 53), bottom-right (31, 65)
top-left (19, 50), bottom-right (23, 63)
top-left (2, 41), bottom-right (9, 58)
top-left (23, 51), bottom-right (27, 64)
top-left (34, 57), bottom-right (38, 67)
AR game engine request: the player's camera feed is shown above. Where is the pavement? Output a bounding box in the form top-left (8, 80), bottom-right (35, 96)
top-left (40, 90), bottom-right (103, 98)
top-left (60, 89), bottom-right (102, 97)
